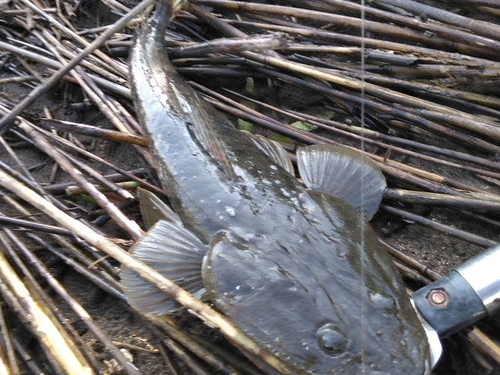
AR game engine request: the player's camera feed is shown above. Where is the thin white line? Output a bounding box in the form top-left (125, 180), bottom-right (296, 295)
top-left (360, 0), bottom-right (367, 371)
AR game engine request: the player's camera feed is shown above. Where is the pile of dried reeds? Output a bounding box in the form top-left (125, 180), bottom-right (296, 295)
top-left (0, 0), bottom-right (500, 374)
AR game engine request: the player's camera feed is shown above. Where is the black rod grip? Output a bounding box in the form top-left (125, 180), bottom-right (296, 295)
top-left (413, 270), bottom-right (487, 337)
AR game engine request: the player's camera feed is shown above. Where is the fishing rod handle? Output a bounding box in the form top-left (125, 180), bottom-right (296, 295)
top-left (413, 243), bottom-right (500, 337)
top-left (456, 242), bottom-right (500, 316)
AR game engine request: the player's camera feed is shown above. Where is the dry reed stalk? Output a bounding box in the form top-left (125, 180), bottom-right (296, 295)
top-left (0, 249), bottom-right (94, 375)
top-left (0, 230), bottom-right (104, 373)
top-left (28, 234), bottom-right (124, 299)
top-left (0, 0), bottom-right (155, 132)
top-left (163, 339), bottom-right (211, 375)
top-left (18, 0), bottom-right (127, 76)
top-left (17, 119), bottom-right (144, 240)
top-left (0, 299), bottom-right (19, 375)
top-left (3, 229), bottom-right (141, 375)
top-left (1, 0), bottom-right (500, 372)
top-left (382, 205), bottom-right (496, 248)
top-left (468, 328), bottom-right (500, 365)
top-left (0, 169), bottom-right (298, 375)
top-left (230, 17), bottom-right (500, 68)
top-left (24, 123), bottom-right (165, 196)
top-left (40, 119), bottom-right (148, 146)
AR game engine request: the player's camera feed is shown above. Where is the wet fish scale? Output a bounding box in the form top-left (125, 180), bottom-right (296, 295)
top-left (123, 0), bottom-right (431, 374)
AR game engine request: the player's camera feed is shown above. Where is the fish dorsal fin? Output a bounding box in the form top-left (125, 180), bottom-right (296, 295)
top-left (246, 132), bottom-right (295, 176)
top-left (138, 188), bottom-right (182, 229)
top-left (297, 144), bottom-right (386, 221)
top-left (121, 220), bottom-right (207, 315)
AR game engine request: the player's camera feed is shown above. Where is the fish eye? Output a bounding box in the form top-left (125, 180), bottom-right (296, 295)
top-left (316, 323), bottom-right (347, 356)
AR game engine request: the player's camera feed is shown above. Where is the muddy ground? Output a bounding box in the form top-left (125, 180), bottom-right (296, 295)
top-left (1, 0), bottom-right (500, 374)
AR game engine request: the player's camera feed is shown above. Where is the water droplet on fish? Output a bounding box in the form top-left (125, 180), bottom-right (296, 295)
top-left (369, 292), bottom-right (395, 310)
top-left (280, 188), bottom-right (292, 198)
top-left (262, 178), bottom-right (272, 186)
top-left (370, 363), bottom-right (380, 370)
top-left (270, 165), bottom-right (278, 171)
top-left (298, 193), bottom-right (315, 213)
top-left (243, 232), bottom-right (256, 242)
top-left (336, 244), bottom-right (349, 258)
top-left (225, 206), bottom-right (235, 216)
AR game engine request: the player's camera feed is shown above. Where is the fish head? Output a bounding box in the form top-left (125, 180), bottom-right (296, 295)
top-left (203, 193), bottom-right (431, 375)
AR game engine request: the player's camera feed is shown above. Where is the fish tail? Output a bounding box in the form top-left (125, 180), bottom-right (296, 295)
top-left (149, 0), bottom-right (186, 44)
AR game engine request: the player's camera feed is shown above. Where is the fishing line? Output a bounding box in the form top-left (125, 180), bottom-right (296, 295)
top-left (360, 0), bottom-right (368, 371)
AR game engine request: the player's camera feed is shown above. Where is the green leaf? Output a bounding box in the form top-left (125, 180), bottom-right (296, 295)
top-left (270, 134), bottom-right (292, 143)
top-left (290, 120), bottom-right (317, 131)
top-left (238, 119), bottom-right (254, 132)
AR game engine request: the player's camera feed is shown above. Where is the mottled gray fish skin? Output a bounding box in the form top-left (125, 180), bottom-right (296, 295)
top-left (128, 1), bottom-right (430, 374)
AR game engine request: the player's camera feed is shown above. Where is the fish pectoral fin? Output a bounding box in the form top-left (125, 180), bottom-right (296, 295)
top-left (246, 132), bottom-right (295, 176)
top-left (138, 187), bottom-right (182, 229)
top-left (297, 144), bottom-right (386, 221)
top-left (121, 220), bottom-right (208, 315)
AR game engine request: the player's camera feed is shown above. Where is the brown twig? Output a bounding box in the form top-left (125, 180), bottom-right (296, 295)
top-left (0, 0), bottom-right (155, 133)
top-left (0, 168), bottom-right (298, 375)
top-left (3, 229), bottom-right (141, 375)
top-left (381, 205), bottom-right (497, 248)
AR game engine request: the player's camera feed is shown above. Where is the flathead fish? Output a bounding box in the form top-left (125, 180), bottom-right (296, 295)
top-left (122, 1), bottom-right (431, 373)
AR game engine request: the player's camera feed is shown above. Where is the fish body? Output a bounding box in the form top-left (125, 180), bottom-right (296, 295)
top-left (123, 1), bottom-right (431, 374)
